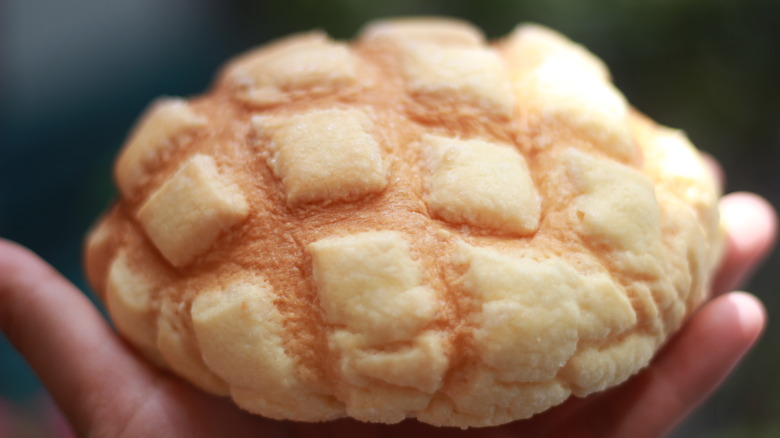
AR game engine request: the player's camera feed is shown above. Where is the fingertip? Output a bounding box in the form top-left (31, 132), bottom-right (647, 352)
top-left (712, 291), bottom-right (766, 348)
top-left (687, 291), bottom-right (767, 376)
top-left (720, 192), bottom-right (778, 260)
top-left (715, 193), bottom-right (778, 293)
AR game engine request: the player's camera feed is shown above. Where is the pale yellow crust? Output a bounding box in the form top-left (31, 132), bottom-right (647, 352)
top-left (85, 18), bottom-right (724, 428)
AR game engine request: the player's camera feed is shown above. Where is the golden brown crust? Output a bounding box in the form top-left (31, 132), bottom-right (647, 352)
top-left (85, 18), bottom-right (724, 427)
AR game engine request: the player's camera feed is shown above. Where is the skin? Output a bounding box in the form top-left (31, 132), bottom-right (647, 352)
top-left (0, 192), bottom-right (775, 438)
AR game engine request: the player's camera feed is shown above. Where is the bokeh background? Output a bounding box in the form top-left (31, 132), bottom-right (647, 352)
top-left (2, 0), bottom-right (778, 436)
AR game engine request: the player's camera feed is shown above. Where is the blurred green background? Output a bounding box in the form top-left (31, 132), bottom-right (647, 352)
top-left (1, 0), bottom-right (778, 436)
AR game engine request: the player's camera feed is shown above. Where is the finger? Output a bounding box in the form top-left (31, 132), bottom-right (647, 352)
top-left (714, 193), bottom-right (778, 295)
top-left (551, 291), bottom-right (766, 438)
top-left (0, 239), bottom-right (161, 435)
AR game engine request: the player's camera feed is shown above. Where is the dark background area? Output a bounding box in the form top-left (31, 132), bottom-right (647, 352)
top-left (1, 1), bottom-right (778, 436)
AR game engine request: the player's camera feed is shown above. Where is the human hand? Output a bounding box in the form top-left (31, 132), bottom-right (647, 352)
top-left (0, 192), bottom-right (775, 438)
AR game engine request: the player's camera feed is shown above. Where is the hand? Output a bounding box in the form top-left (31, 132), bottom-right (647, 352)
top-left (0, 192), bottom-right (775, 438)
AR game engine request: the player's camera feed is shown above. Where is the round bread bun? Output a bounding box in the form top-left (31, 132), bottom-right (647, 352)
top-left (85, 18), bottom-right (724, 428)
